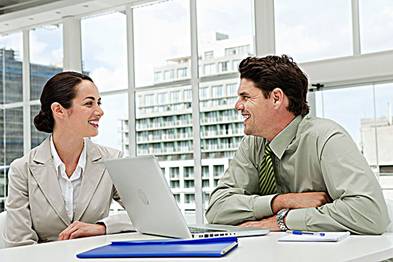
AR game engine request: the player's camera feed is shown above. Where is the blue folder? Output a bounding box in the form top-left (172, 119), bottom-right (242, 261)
top-left (76, 237), bottom-right (238, 258)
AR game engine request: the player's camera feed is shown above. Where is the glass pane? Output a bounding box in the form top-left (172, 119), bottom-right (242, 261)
top-left (30, 25), bottom-right (63, 100)
top-left (360, 0), bottom-right (393, 53)
top-left (134, 0), bottom-right (190, 87)
top-left (372, 83), bottom-right (393, 173)
top-left (0, 107), bottom-right (24, 212)
top-left (91, 93), bottom-right (128, 154)
top-left (30, 105), bottom-right (49, 149)
top-left (316, 86), bottom-right (374, 149)
top-left (197, 0), bottom-right (254, 216)
top-left (275, 0), bottom-right (352, 62)
top-left (316, 86), bottom-right (377, 173)
top-left (135, 85), bottom-right (194, 221)
top-left (81, 12), bottom-right (127, 92)
top-left (0, 33), bottom-right (23, 104)
top-left (134, 1), bottom-right (193, 222)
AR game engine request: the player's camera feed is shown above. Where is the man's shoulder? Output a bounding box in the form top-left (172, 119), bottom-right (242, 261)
top-left (299, 116), bottom-right (347, 137)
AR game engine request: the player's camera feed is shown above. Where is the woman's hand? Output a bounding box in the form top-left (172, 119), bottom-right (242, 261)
top-left (58, 221), bottom-right (106, 240)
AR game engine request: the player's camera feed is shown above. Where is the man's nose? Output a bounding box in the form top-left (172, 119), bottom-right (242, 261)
top-left (235, 99), bottom-right (244, 111)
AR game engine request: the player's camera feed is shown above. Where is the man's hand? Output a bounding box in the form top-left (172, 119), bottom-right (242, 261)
top-left (272, 192), bottom-right (331, 213)
top-left (58, 221), bottom-right (106, 240)
top-left (238, 215), bottom-right (280, 231)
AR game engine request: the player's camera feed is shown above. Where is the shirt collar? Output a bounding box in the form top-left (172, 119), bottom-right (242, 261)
top-left (269, 115), bottom-right (303, 160)
top-left (50, 135), bottom-right (87, 174)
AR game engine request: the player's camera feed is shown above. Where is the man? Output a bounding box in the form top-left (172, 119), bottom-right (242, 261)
top-left (205, 55), bottom-right (390, 234)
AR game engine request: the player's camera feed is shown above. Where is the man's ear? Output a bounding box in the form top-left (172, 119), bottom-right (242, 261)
top-left (271, 88), bottom-right (284, 106)
top-left (51, 102), bottom-right (66, 120)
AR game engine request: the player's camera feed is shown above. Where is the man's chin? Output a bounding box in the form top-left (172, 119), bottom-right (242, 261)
top-left (243, 128), bottom-right (252, 136)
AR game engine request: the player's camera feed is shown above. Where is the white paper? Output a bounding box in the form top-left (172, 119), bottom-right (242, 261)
top-left (278, 231), bottom-right (350, 242)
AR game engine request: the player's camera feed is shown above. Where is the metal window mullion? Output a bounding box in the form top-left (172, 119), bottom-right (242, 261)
top-left (254, 0), bottom-right (275, 56)
top-left (351, 0), bottom-right (361, 56)
top-left (190, 0), bottom-right (203, 225)
top-left (63, 16), bottom-right (82, 72)
top-left (126, 6), bottom-right (137, 157)
top-left (22, 29), bottom-right (31, 153)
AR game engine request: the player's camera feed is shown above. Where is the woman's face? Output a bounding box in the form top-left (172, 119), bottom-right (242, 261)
top-left (65, 80), bottom-right (104, 138)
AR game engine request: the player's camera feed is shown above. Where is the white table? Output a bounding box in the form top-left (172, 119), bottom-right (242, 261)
top-left (1, 232), bottom-right (393, 262)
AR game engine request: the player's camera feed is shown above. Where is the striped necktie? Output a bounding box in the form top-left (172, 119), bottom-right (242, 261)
top-left (259, 144), bottom-right (277, 195)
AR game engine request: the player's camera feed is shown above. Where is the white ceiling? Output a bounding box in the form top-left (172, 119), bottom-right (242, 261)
top-left (0, 0), bottom-right (156, 35)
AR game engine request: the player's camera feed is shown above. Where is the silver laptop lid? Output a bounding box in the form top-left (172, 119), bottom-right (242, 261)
top-left (104, 155), bottom-right (192, 239)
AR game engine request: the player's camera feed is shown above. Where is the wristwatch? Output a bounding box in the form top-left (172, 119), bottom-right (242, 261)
top-left (276, 208), bottom-right (289, 231)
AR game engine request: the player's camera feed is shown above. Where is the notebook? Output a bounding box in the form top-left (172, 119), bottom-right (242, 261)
top-left (77, 237), bottom-right (238, 258)
top-left (278, 231), bottom-right (350, 242)
top-left (104, 155), bottom-right (269, 239)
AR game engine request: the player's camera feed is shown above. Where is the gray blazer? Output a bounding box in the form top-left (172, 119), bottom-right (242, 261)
top-left (3, 137), bottom-right (133, 247)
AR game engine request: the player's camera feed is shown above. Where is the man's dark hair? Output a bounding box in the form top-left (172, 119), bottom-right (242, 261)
top-left (238, 55), bottom-right (309, 116)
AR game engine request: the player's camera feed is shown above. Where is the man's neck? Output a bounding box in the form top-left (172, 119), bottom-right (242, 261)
top-left (266, 113), bottom-right (296, 142)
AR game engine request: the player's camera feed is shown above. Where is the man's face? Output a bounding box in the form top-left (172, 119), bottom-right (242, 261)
top-left (235, 78), bottom-right (274, 137)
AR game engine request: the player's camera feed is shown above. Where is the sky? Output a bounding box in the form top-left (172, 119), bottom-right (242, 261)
top-left (1, 0), bottom-right (393, 151)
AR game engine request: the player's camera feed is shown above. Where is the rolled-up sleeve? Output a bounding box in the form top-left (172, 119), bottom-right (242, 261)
top-left (285, 132), bottom-right (390, 234)
top-left (206, 137), bottom-right (276, 225)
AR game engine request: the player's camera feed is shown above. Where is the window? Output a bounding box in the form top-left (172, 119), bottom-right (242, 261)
top-left (218, 61), bottom-right (229, 72)
top-left (213, 165), bottom-right (224, 177)
top-left (212, 85), bottom-right (224, 98)
top-left (170, 90), bottom-right (181, 103)
top-left (92, 93), bottom-right (128, 153)
top-left (134, 0), bottom-right (190, 87)
top-left (275, 0), bottom-right (352, 62)
top-left (226, 83), bottom-right (238, 96)
top-left (177, 67), bottom-right (188, 78)
top-left (0, 33), bottom-right (23, 104)
top-left (81, 12), bottom-right (127, 92)
top-left (184, 166), bottom-right (194, 178)
top-left (154, 71), bottom-right (162, 82)
top-left (164, 70), bottom-right (174, 80)
top-left (359, 0), bottom-right (393, 53)
top-left (204, 63), bottom-right (215, 75)
top-left (170, 167), bottom-right (180, 178)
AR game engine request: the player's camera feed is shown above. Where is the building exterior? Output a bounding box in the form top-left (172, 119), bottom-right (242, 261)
top-left (0, 48), bottom-right (61, 211)
top-left (361, 116), bottom-right (393, 199)
top-left (121, 36), bottom-right (253, 214)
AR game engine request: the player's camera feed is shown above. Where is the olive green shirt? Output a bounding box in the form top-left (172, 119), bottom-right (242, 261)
top-left (206, 115), bottom-right (390, 234)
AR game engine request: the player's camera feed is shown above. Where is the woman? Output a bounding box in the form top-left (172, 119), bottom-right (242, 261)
top-left (3, 72), bottom-right (132, 247)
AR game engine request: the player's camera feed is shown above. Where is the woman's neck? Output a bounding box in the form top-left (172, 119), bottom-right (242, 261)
top-left (52, 131), bottom-right (84, 169)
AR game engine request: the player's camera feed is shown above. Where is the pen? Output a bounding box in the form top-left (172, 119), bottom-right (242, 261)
top-left (287, 230), bottom-right (325, 236)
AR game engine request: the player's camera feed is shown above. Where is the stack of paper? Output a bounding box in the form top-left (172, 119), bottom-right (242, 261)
top-left (278, 231), bottom-right (350, 242)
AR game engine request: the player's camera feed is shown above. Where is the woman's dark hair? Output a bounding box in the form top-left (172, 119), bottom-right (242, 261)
top-left (238, 55), bottom-right (309, 116)
top-left (34, 71), bottom-right (93, 133)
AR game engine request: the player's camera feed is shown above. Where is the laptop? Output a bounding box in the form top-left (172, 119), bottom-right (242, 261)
top-left (104, 155), bottom-right (269, 239)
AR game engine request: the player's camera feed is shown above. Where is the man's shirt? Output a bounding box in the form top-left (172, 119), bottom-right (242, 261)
top-left (206, 115), bottom-right (390, 234)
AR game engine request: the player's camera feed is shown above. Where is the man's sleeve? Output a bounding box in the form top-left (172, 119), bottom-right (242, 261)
top-left (3, 162), bottom-right (39, 247)
top-left (285, 131), bottom-right (390, 234)
top-left (205, 136), bottom-right (277, 225)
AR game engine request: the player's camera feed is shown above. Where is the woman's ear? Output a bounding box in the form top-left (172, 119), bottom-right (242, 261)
top-left (51, 102), bottom-right (66, 120)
